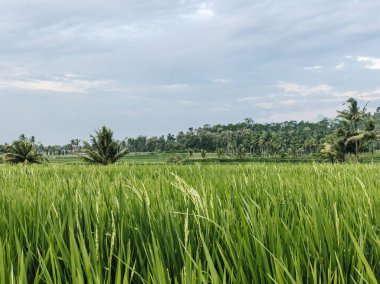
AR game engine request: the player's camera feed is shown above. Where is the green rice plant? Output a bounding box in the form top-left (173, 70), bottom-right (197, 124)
top-left (0, 163), bottom-right (379, 283)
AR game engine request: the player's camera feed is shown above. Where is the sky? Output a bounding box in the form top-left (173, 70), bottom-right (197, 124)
top-left (1, 0), bottom-right (380, 144)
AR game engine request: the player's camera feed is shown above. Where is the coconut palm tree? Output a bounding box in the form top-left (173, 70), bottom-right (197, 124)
top-left (82, 126), bottom-right (128, 165)
top-left (320, 142), bottom-right (337, 163)
top-left (236, 144), bottom-right (246, 160)
top-left (320, 127), bottom-right (347, 163)
top-left (347, 118), bottom-right (379, 163)
top-left (337, 98), bottom-right (365, 131)
top-left (337, 98), bottom-right (368, 161)
top-left (4, 138), bottom-right (46, 164)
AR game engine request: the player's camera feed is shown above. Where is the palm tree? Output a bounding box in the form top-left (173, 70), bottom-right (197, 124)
top-left (236, 144), bottom-right (246, 160)
top-left (347, 118), bottom-right (379, 163)
top-left (320, 128), bottom-right (347, 163)
top-left (259, 131), bottom-right (271, 157)
top-left (337, 98), bottom-right (364, 131)
top-left (320, 143), bottom-right (337, 163)
top-left (4, 139), bottom-right (46, 164)
top-left (82, 126), bottom-right (128, 165)
top-left (337, 98), bottom-right (368, 161)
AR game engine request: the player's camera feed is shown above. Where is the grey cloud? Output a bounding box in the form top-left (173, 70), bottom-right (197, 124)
top-left (0, 0), bottom-right (380, 144)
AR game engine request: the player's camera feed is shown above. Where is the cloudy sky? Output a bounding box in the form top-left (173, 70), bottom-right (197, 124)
top-left (1, 0), bottom-right (380, 144)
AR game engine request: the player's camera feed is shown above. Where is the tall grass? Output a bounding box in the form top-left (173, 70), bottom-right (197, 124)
top-left (0, 163), bottom-right (379, 283)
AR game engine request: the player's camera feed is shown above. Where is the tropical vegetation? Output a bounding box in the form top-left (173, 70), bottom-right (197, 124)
top-left (0, 98), bottom-right (379, 164)
top-left (321, 98), bottom-right (380, 162)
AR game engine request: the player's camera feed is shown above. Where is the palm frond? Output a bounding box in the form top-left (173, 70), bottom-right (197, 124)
top-left (4, 139), bottom-right (46, 164)
top-left (82, 126), bottom-right (128, 165)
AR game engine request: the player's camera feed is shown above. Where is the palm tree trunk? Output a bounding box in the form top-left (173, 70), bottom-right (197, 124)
top-left (355, 141), bottom-right (359, 162)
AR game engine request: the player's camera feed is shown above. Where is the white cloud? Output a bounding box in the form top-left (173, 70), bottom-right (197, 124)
top-left (196, 2), bottom-right (215, 18)
top-left (178, 100), bottom-right (193, 105)
top-left (356, 56), bottom-right (380, 70)
top-left (161, 84), bottom-right (188, 89)
top-left (303, 66), bottom-right (322, 70)
top-left (121, 110), bottom-right (137, 115)
top-left (262, 107), bottom-right (338, 122)
top-left (87, 23), bottom-right (161, 41)
top-left (335, 63), bottom-right (345, 70)
top-left (276, 82), bottom-right (380, 101)
top-left (122, 107), bottom-right (153, 116)
top-left (280, 99), bottom-right (299, 106)
top-left (359, 88), bottom-right (380, 101)
top-left (276, 82), bottom-right (334, 96)
top-left (181, 2), bottom-right (215, 21)
top-left (211, 104), bottom-right (230, 112)
top-left (0, 77), bottom-right (109, 93)
top-left (254, 102), bottom-right (273, 110)
top-left (236, 96), bottom-right (259, 102)
top-left (1, 0), bottom-right (380, 144)
top-left (211, 78), bottom-right (230, 84)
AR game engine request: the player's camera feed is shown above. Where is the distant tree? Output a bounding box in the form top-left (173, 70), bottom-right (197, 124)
top-left (167, 154), bottom-right (183, 164)
top-left (146, 136), bottom-right (158, 152)
top-left (244, 118), bottom-right (254, 127)
top-left (201, 149), bottom-right (207, 159)
top-left (82, 126), bottom-right (128, 165)
top-left (19, 134), bottom-right (27, 141)
top-left (6, 119), bottom-right (345, 160)
top-left (188, 149), bottom-right (194, 157)
top-left (216, 148), bottom-right (224, 160)
top-left (157, 135), bottom-right (166, 152)
top-left (165, 133), bottom-right (176, 152)
top-left (236, 145), bottom-right (246, 161)
top-left (69, 139), bottom-right (81, 152)
top-left (4, 138), bottom-right (46, 164)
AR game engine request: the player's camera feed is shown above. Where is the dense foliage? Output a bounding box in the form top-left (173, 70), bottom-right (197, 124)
top-left (0, 164), bottom-right (379, 282)
top-left (127, 118), bottom-right (338, 157)
top-left (125, 99), bottom-right (380, 161)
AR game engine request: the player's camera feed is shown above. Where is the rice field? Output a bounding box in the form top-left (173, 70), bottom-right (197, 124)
top-left (0, 163), bottom-right (379, 283)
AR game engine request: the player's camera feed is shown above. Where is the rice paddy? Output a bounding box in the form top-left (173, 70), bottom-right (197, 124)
top-left (0, 163), bottom-right (379, 283)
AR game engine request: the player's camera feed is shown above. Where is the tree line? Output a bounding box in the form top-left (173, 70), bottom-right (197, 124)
top-left (1, 98), bottom-right (379, 164)
top-left (127, 118), bottom-right (337, 157)
top-left (127, 98), bottom-right (380, 162)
